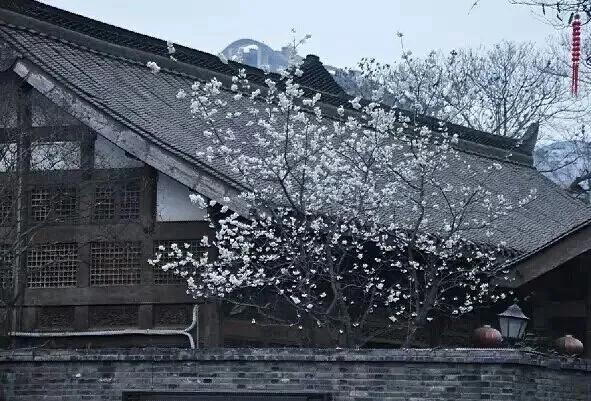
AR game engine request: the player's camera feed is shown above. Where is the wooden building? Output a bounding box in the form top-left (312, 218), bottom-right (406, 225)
top-left (0, 0), bottom-right (591, 353)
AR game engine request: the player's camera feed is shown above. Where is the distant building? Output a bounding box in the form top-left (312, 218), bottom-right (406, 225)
top-left (221, 39), bottom-right (295, 72)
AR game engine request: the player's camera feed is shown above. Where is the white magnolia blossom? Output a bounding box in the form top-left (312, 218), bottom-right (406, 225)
top-left (146, 61), bottom-right (160, 74)
top-left (167, 40), bottom-right (176, 55)
top-left (150, 55), bottom-right (535, 347)
top-left (189, 193), bottom-right (207, 209)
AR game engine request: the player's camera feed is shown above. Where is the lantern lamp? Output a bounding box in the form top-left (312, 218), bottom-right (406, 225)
top-left (497, 303), bottom-right (529, 345)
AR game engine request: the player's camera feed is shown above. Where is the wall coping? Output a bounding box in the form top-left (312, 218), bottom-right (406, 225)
top-left (0, 348), bottom-right (589, 372)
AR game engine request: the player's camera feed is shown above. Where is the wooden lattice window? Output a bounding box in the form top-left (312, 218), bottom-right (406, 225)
top-left (38, 306), bottom-right (75, 331)
top-left (93, 180), bottom-right (140, 222)
top-left (30, 188), bottom-right (50, 221)
top-left (121, 181), bottom-right (140, 220)
top-left (0, 246), bottom-right (12, 289)
top-left (93, 184), bottom-right (116, 221)
top-left (153, 240), bottom-right (203, 285)
top-left (27, 243), bottom-right (78, 288)
top-left (0, 190), bottom-right (13, 225)
top-left (89, 304), bottom-right (138, 328)
top-left (54, 188), bottom-right (78, 222)
top-left (30, 187), bottom-right (78, 223)
top-left (153, 304), bottom-right (191, 327)
top-left (90, 242), bottom-right (141, 286)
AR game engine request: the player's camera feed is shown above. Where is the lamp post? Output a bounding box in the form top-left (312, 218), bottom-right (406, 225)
top-left (497, 303), bottom-right (529, 346)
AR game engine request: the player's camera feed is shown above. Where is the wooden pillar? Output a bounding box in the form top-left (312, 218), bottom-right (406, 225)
top-left (532, 285), bottom-right (550, 334)
top-left (201, 204), bottom-right (222, 347)
top-left (73, 305), bottom-right (89, 331)
top-left (585, 271), bottom-right (591, 358)
top-left (11, 83), bottom-right (31, 335)
top-left (138, 304), bottom-right (153, 330)
top-left (200, 302), bottom-right (223, 348)
top-left (140, 167), bottom-right (156, 286)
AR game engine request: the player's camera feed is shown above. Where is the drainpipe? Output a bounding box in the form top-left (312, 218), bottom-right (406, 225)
top-left (9, 304), bottom-right (199, 349)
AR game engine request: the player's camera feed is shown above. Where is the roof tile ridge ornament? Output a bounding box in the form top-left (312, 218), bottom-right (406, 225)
top-left (516, 122), bottom-right (539, 156)
top-left (300, 53), bottom-right (347, 97)
top-left (384, 106), bottom-right (536, 166)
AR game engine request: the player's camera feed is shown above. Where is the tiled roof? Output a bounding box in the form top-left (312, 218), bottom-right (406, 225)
top-left (1, 0), bottom-right (590, 255)
top-left (0, 0), bottom-right (547, 159)
top-left (299, 54), bottom-right (347, 97)
top-left (0, 0), bottom-right (347, 98)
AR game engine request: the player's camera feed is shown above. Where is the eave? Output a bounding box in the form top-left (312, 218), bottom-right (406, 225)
top-left (501, 217), bottom-right (591, 288)
top-left (7, 56), bottom-right (249, 216)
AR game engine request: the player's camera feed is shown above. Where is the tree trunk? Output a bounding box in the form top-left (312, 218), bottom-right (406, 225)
top-left (402, 315), bottom-right (428, 348)
top-left (402, 326), bottom-right (417, 348)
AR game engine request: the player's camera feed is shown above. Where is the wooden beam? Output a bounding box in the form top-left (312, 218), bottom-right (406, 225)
top-left (11, 60), bottom-right (249, 217)
top-left (586, 272), bottom-right (591, 358)
top-left (504, 223), bottom-right (591, 288)
top-left (542, 301), bottom-right (586, 318)
top-left (0, 126), bottom-right (91, 142)
top-left (22, 285), bottom-right (193, 306)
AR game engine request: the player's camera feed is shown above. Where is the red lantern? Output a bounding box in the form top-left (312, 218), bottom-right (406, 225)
top-left (473, 325), bottom-right (503, 348)
top-left (571, 14), bottom-right (582, 96)
top-left (555, 334), bottom-right (584, 355)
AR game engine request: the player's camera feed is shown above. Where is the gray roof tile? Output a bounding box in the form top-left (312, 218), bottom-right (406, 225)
top-left (0, 3), bottom-right (590, 257)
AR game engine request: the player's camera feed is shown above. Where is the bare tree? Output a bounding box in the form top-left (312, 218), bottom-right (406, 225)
top-left (506, 2), bottom-right (591, 199)
top-left (335, 40), bottom-right (583, 139)
top-left (510, 1), bottom-right (591, 20)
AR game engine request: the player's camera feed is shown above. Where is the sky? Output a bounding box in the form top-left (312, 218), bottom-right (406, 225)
top-left (39, 0), bottom-right (564, 68)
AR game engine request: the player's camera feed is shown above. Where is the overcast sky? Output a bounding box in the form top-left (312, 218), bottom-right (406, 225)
top-left (40, 0), bottom-right (561, 68)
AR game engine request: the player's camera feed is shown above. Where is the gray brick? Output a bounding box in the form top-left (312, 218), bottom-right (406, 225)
top-left (0, 348), bottom-right (589, 400)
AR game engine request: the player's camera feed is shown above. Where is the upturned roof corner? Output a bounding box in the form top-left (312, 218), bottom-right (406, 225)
top-left (516, 122), bottom-right (539, 156)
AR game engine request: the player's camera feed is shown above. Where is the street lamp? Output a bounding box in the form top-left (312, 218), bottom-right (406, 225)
top-left (497, 303), bottom-right (529, 346)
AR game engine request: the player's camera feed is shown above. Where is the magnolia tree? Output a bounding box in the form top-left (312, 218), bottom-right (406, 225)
top-left (149, 49), bottom-right (536, 347)
top-left (335, 39), bottom-right (582, 139)
top-left (511, 1), bottom-right (591, 17)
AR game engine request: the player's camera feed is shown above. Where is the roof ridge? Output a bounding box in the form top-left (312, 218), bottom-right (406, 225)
top-left (0, 20), bottom-right (535, 169)
top-left (0, 0), bottom-right (535, 164)
top-left (0, 24), bottom-right (248, 191)
top-left (0, 18), bottom-right (210, 82)
top-left (0, 0), bottom-right (349, 98)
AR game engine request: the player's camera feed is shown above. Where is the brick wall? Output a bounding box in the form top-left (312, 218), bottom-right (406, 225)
top-left (0, 348), bottom-right (589, 401)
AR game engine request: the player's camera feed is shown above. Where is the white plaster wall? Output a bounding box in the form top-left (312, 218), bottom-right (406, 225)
top-left (156, 172), bottom-right (207, 221)
top-left (94, 135), bottom-right (144, 169)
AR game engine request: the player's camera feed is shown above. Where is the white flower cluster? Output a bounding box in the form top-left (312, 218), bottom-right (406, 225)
top-left (150, 59), bottom-right (534, 347)
top-left (146, 61), bottom-right (160, 74)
